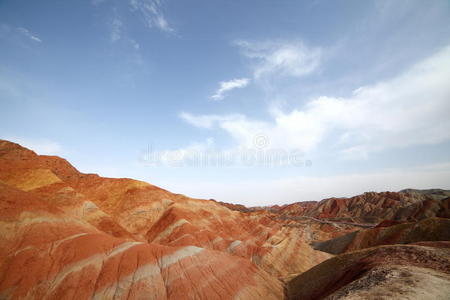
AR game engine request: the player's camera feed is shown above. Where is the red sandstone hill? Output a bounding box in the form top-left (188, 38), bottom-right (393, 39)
top-left (0, 139), bottom-right (449, 300)
top-left (221, 190), bottom-right (450, 225)
top-left (311, 217), bottom-right (450, 255)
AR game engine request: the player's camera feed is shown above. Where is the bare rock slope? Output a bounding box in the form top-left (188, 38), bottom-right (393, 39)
top-left (286, 243), bottom-right (450, 300)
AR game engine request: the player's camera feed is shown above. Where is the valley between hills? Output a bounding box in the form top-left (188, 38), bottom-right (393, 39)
top-left (0, 139), bottom-right (449, 299)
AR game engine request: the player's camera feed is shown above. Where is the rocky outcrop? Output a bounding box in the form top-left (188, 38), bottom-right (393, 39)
top-left (286, 243), bottom-right (450, 300)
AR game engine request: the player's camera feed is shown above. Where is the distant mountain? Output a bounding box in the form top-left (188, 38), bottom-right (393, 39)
top-left (221, 189), bottom-right (450, 224)
top-left (311, 217), bottom-right (450, 255)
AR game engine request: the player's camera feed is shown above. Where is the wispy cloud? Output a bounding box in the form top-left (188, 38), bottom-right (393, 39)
top-left (181, 45), bottom-right (450, 157)
top-left (236, 40), bottom-right (321, 80)
top-left (17, 27), bottom-right (42, 43)
top-left (93, 0), bottom-right (174, 40)
top-left (110, 17), bottom-right (122, 42)
top-left (210, 78), bottom-right (250, 101)
top-left (141, 138), bottom-right (216, 167)
top-left (91, 0), bottom-right (107, 5)
top-left (130, 0), bottom-right (174, 33)
top-left (130, 39), bottom-right (140, 49)
top-left (179, 112), bottom-right (242, 129)
top-left (108, 16), bottom-right (141, 50)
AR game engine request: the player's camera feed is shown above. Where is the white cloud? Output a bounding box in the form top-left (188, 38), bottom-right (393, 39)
top-left (3, 137), bottom-right (62, 155)
top-left (180, 112), bottom-right (243, 129)
top-left (111, 17), bottom-right (122, 42)
top-left (181, 45), bottom-right (450, 157)
top-left (210, 78), bottom-right (250, 100)
top-left (130, 39), bottom-right (140, 49)
top-left (93, 0), bottom-right (173, 35)
top-left (17, 27), bottom-right (42, 43)
top-left (146, 138), bottom-right (216, 167)
top-left (92, 0), bottom-right (108, 5)
top-left (155, 162), bottom-right (450, 206)
top-left (236, 40), bottom-right (321, 80)
top-left (109, 18), bottom-right (141, 50)
top-left (130, 0), bottom-right (174, 33)
top-left (139, 137), bottom-right (223, 167)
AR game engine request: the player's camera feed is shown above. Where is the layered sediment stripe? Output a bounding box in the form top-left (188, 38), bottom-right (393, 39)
top-left (47, 241), bottom-right (144, 293)
top-left (189, 256), bottom-right (242, 292)
top-left (10, 213), bottom-right (88, 228)
top-left (259, 229), bottom-right (299, 276)
top-left (11, 245), bottom-right (36, 257)
top-left (168, 233), bottom-right (191, 244)
top-left (227, 240), bottom-right (242, 253)
top-left (163, 250), bottom-right (283, 300)
top-left (234, 273), bottom-right (283, 300)
top-left (1, 169), bottom-right (62, 191)
top-left (9, 233), bottom-right (89, 257)
top-left (52, 233), bottom-right (89, 249)
top-left (159, 246), bottom-right (204, 268)
top-left (153, 219), bottom-right (189, 242)
top-left (0, 213), bottom-right (95, 241)
top-left (92, 245), bottom-right (205, 299)
top-left (92, 263), bottom-right (162, 300)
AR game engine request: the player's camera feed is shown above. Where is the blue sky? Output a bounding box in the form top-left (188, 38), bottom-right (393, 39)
top-left (1, 0), bottom-right (450, 205)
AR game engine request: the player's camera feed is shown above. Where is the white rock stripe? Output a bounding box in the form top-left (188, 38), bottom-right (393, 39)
top-left (52, 233), bottom-right (89, 249)
top-left (10, 233), bottom-right (89, 257)
top-left (159, 246), bottom-right (204, 268)
top-left (227, 240), bottom-right (242, 253)
top-left (92, 246), bottom-right (205, 299)
top-left (46, 241), bottom-right (144, 294)
top-left (153, 219), bottom-right (189, 242)
top-left (92, 263), bottom-right (161, 300)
